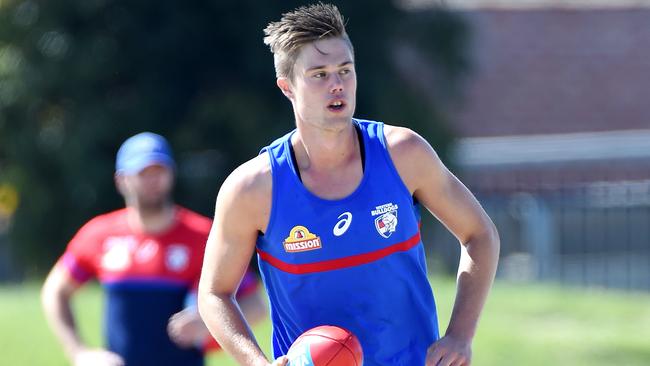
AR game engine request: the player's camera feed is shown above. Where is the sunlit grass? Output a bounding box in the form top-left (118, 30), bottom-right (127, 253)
top-left (2, 278), bottom-right (649, 366)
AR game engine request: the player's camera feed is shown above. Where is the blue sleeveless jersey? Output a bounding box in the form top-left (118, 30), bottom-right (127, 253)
top-left (257, 119), bottom-right (439, 365)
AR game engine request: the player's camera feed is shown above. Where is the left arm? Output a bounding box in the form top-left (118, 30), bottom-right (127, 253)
top-left (385, 125), bottom-right (500, 366)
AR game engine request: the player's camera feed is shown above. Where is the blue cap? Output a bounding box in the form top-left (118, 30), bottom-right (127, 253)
top-left (115, 132), bottom-right (175, 175)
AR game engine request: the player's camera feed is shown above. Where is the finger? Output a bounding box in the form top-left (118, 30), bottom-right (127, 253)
top-left (168, 312), bottom-right (182, 325)
top-left (426, 347), bottom-right (445, 366)
top-left (425, 357), bottom-right (440, 366)
top-left (426, 354), bottom-right (442, 366)
top-left (451, 351), bottom-right (470, 366)
top-left (167, 324), bottom-right (180, 342)
top-left (173, 308), bottom-right (194, 322)
top-left (274, 355), bottom-right (289, 365)
top-left (435, 354), bottom-right (456, 366)
top-left (168, 330), bottom-right (192, 347)
top-left (168, 314), bottom-right (186, 328)
top-left (171, 337), bottom-right (194, 348)
top-left (167, 317), bottom-right (189, 338)
top-left (167, 313), bottom-right (182, 331)
top-left (174, 338), bottom-right (195, 349)
top-left (105, 352), bottom-right (125, 366)
top-left (449, 359), bottom-right (467, 366)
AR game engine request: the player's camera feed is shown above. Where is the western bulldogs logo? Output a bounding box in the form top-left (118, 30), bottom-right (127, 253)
top-left (371, 203), bottom-right (399, 238)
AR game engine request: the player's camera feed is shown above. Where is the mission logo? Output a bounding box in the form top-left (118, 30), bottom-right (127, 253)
top-left (283, 226), bottom-right (322, 253)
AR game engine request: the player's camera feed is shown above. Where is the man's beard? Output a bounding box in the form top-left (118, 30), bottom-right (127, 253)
top-left (136, 194), bottom-right (172, 214)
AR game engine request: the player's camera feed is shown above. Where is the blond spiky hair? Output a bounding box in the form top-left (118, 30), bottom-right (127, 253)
top-left (263, 3), bottom-right (353, 79)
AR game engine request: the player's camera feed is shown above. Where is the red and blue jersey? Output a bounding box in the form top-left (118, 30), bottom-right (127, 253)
top-left (58, 206), bottom-right (258, 366)
top-left (257, 120), bottom-right (439, 366)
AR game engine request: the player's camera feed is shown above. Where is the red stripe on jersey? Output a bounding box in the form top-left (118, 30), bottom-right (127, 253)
top-left (257, 231), bottom-right (421, 274)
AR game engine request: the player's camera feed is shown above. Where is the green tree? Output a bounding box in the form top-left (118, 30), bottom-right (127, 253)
top-left (0, 0), bottom-right (470, 278)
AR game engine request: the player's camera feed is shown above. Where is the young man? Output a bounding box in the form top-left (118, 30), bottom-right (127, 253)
top-left (42, 132), bottom-right (266, 366)
top-left (198, 4), bottom-right (499, 366)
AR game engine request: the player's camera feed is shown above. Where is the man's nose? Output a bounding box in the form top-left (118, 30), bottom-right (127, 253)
top-left (330, 73), bottom-right (343, 94)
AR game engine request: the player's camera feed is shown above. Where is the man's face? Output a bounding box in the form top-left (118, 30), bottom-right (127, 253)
top-left (281, 37), bottom-right (357, 131)
top-left (118, 164), bottom-right (173, 211)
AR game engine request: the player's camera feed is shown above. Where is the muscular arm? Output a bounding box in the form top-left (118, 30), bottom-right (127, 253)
top-left (386, 126), bottom-right (500, 365)
top-left (198, 155), bottom-right (282, 366)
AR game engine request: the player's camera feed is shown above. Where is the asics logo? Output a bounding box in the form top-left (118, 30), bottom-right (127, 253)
top-left (333, 212), bottom-right (353, 236)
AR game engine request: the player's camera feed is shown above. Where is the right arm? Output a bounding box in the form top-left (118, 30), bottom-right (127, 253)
top-left (198, 155), bottom-right (287, 366)
top-left (41, 265), bottom-right (124, 366)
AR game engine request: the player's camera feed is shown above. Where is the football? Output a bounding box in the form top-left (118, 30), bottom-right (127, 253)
top-left (286, 325), bottom-right (363, 366)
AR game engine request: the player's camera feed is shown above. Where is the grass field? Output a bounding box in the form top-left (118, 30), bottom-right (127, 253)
top-left (1, 278), bottom-right (649, 365)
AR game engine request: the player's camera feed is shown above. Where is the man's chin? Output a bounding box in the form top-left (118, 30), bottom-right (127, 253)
top-left (137, 198), bottom-right (171, 213)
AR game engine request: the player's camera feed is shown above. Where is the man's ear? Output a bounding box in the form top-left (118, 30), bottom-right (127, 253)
top-left (277, 77), bottom-right (294, 100)
top-left (114, 173), bottom-right (126, 196)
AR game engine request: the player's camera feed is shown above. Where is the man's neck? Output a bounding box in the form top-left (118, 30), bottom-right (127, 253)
top-left (292, 120), bottom-right (358, 172)
top-left (126, 204), bottom-right (176, 235)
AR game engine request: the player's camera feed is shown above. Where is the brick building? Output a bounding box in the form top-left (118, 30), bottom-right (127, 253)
top-left (404, 0), bottom-right (650, 289)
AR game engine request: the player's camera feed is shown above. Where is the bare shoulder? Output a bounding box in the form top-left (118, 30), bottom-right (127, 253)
top-left (383, 124), bottom-right (438, 159)
top-left (383, 124), bottom-right (444, 193)
top-left (221, 152), bottom-right (272, 199)
top-left (216, 153), bottom-right (272, 231)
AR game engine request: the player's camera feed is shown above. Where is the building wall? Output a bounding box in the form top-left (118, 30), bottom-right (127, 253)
top-left (410, 5), bottom-right (650, 290)
top-left (451, 8), bottom-right (650, 137)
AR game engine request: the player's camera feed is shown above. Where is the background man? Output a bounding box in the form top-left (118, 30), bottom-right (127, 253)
top-left (42, 132), bottom-right (266, 366)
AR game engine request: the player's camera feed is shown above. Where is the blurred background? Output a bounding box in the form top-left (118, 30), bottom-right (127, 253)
top-left (1, 0), bottom-right (649, 365)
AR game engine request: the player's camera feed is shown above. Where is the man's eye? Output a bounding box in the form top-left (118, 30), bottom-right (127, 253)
top-left (313, 72), bottom-right (326, 78)
top-left (340, 69), bottom-right (350, 75)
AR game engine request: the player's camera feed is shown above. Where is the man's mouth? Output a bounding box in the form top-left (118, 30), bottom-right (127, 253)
top-left (327, 100), bottom-right (346, 112)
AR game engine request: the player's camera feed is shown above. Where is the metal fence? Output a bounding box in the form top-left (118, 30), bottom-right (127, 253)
top-left (424, 163), bottom-right (650, 291)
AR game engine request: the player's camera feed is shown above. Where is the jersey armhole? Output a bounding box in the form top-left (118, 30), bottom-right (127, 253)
top-left (376, 123), bottom-right (417, 200)
top-left (259, 150), bottom-right (279, 239)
